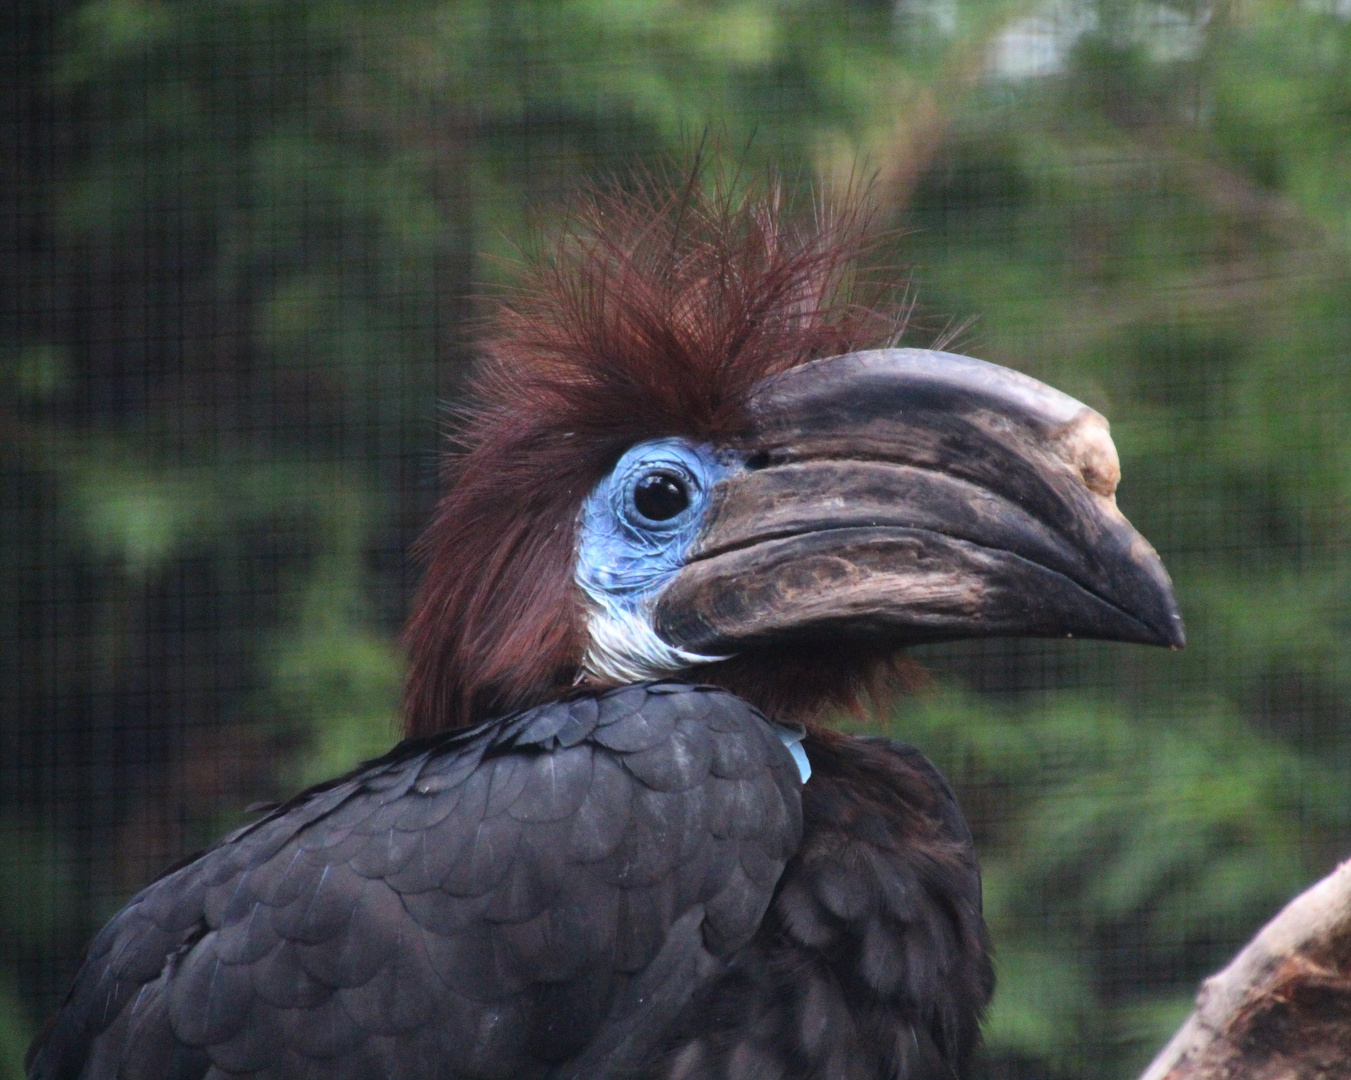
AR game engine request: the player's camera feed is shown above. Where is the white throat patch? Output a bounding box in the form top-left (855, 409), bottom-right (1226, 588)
top-left (579, 591), bottom-right (727, 684)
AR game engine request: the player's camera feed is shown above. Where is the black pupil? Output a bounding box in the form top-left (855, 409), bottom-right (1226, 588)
top-left (633, 472), bottom-right (690, 521)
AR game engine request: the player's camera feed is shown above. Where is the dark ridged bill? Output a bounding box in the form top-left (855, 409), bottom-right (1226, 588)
top-left (655, 348), bottom-right (1185, 654)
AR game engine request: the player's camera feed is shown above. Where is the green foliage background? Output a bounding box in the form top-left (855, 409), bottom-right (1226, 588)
top-left (4, 1), bottom-right (1350, 1077)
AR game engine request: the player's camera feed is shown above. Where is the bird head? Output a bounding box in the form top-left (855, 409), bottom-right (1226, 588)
top-left (402, 177), bottom-right (1183, 736)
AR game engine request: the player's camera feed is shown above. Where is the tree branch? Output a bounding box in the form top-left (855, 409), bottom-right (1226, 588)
top-left (1139, 859), bottom-right (1351, 1080)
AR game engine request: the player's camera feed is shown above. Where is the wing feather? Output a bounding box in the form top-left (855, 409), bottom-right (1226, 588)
top-left (641, 733), bottom-right (993, 1080)
top-left (30, 683), bottom-right (802, 1080)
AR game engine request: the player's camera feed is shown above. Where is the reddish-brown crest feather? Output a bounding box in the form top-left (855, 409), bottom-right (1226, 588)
top-left (402, 172), bottom-right (897, 736)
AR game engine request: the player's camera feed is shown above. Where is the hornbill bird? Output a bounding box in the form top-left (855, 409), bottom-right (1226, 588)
top-left (29, 177), bottom-right (1183, 1080)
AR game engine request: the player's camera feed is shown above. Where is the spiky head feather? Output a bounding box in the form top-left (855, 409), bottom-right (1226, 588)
top-left (402, 172), bottom-right (898, 736)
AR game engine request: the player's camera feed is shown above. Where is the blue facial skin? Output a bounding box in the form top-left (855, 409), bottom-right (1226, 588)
top-left (575, 438), bottom-right (743, 617)
top-left (575, 436), bottom-right (814, 784)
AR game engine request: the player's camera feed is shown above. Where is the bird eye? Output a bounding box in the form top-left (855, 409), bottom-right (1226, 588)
top-left (632, 470), bottom-right (691, 522)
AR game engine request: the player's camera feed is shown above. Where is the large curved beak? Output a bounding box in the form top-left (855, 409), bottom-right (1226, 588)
top-left (654, 349), bottom-right (1185, 655)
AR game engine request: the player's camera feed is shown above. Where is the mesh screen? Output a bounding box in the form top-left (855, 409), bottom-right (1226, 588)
top-left (5, 2), bottom-right (1351, 1077)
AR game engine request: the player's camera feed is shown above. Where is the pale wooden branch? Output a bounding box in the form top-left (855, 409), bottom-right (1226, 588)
top-left (1139, 859), bottom-right (1351, 1080)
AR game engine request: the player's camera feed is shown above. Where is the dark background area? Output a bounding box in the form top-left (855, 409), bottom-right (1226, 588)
top-left (5, 2), bottom-right (1351, 1076)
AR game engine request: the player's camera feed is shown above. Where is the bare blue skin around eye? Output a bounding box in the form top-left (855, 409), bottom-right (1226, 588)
top-left (575, 437), bottom-right (813, 783)
top-left (575, 439), bottom-right (742, 616)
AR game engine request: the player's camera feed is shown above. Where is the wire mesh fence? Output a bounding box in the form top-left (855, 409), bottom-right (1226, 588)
top-left (5, 2), bottom-right (1351, 1077)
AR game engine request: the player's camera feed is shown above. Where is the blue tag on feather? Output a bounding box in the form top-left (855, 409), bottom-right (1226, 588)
top-left (774, 724), bottom-right (811, 784)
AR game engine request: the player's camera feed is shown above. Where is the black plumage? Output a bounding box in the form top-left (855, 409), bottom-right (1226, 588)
top-left (29, 683), bottom-right (987, 1080)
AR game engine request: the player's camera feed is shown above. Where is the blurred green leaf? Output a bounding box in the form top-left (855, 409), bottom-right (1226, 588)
top-left (982, 931), bottom-right (1094, 1068)
top-left (270, 560), bottom-right (405, 788)
top-left (0, 819), bottom-right (76, 952)
top-left (0, 969), bottom-right (30, 1080)
top-left (1, 345), bottom-right (70, 402)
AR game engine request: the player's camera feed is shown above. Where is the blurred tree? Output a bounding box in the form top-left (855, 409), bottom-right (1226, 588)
top-left (5, 1), bottom-right (1351, 1078)
top-left (892, 0), bottom-right (1351, 1073)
